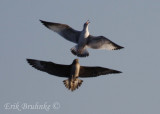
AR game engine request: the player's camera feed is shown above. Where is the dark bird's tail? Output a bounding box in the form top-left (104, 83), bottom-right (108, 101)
top-left (63, 78), bottom-right (83, 91)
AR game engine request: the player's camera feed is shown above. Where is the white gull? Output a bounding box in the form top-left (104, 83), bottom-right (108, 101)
top-left (40, 20), bottom-right (124, 57)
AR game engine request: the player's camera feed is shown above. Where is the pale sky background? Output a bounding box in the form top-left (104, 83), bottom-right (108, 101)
top-left (1, 0), bottom-right (160, 114)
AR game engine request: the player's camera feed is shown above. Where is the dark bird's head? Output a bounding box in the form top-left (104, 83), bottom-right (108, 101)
top-left (83, 20), bottom-right (90, 27)
top-left (72, 59), bottom-right (79, 64)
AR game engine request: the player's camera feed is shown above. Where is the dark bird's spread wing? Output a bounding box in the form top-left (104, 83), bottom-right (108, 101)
top-left (79, 66), bottom-right (122, 78)
top-left (27, 59), bottom-right (71, 77)
top-left (87, 35), bottom-right (124, 50)
top-left (40, 20), bottom-right (80, 43)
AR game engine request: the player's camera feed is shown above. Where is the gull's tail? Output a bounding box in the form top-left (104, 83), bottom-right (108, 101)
top-left (70, 45), bottom-right (89, 57)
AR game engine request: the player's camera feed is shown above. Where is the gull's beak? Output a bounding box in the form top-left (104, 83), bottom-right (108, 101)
top-left (86, 20), bottom-right (90, 24)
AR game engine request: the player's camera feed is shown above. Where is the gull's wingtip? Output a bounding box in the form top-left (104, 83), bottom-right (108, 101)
top-left (113, 45), bottom-right (124, 50)
top-left (39, 19), bottom-right (51, 29)
top-left (39, 19), bottom-right (45, 24)
top-left (119, 46), bottom-right (124, 49)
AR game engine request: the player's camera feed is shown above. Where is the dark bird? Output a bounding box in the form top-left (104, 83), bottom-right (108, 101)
top-left (27, 59), bottom-right (122, 91)
top-left (40, 20), bottom-right (124, 57)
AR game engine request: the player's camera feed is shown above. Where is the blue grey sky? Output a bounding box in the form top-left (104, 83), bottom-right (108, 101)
top-left (1, 0), bottom-right (160, 114)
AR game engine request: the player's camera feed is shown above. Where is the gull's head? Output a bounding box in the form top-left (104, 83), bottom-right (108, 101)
top-left (83, 20), bottom-right (90, 27)
top-left (86, 20), bottom-right (90, 25)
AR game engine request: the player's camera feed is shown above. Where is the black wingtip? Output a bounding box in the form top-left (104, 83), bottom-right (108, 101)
top-left (116, 70), bottom-right (122, 73)
top-left (111, 41), bottom-right (125, 50)
top-left (39, 19), bottom-right (50, 28)
top-left (110, 69), bottom-right (122, 74)
top-left (26, 59), bottom-right (35, 66)
top-left (39, 19), bottom-right (45, 23)
top-left (118, 46), bottom-right (124, 50)
top-left (26, 58), bottom-right (31, 63)
top-left (114, 45), bottom-right (124, 50)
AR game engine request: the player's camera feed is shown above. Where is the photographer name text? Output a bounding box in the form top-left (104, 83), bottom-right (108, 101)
top-left (4, 102), bottom-right (60, 112)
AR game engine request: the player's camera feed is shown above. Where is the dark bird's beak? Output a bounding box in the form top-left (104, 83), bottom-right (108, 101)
top-left (73, 59), bottom-right (79, 64)
top-left (75, 59), bottom-right (79, 62)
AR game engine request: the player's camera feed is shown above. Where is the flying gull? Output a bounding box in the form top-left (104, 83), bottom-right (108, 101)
top-left (40, 20), bottom-right (124, 57)
top-left (27, 59), bottom-right (122, 91)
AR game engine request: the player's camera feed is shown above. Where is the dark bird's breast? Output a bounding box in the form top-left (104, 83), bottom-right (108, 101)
top-left (70, 63), bottom-right (80, 78)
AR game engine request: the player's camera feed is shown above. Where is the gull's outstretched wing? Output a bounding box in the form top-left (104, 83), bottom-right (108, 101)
top-left (87, 35), bottom-right (124, 50)
top-left (40, 20), bottom-right (80, 43)
top-left (79, 66), bottom-right (122, 78)
top-left (27, 59), bottom-right (71, 77)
